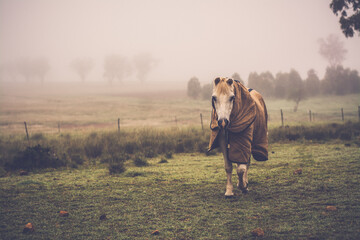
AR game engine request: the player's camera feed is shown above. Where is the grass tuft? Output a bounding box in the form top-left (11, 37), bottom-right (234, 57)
top-left (108, 162), bottom-right (126, 175)
top-left (159, 158), bottom-right (168, 164)
top-left (133, 154), bottom-right (149, 167)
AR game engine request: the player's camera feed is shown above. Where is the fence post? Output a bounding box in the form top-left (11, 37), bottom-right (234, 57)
top-left (309, 110), bottom-right (312, 122)
top-left (118, 118), bottom-right (120, 134)
top-left (200, 113), bottom-right (204, 131)
top-left (24, 121), bottom-right (30, 143)
top-left (341, 108), bottom-right (344, 121)
top-left (280, 109), bottom-right (284, 127)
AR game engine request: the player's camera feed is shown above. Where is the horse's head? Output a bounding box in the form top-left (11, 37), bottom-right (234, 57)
top-left (212, 77), bottom-right (235, 129)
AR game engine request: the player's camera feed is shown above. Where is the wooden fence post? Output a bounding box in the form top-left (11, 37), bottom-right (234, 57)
top-left (309, 110), bottom-right (312, 122)
top-left (341, 108), bottom-right (344, 121)
top-left (280, 109), bottom-right (284, 127)
top-left (118, 118), bottom-right (120, 134)
top-left (24, 121), bottom-right (29, 143)
top-left (200, 113), bottom-right (204, 131)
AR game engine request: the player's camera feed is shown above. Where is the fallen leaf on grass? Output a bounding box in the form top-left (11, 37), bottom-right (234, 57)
top-left (59, 211), bottom-right (69, 217)
top-left (293, 168), bottom-right (302, 175)
top-left (251, 228), bottom-right (264, 237)
top-left (23, 223), bottom-right (34, 234)
top-left (151, 230), bottom-right (160, 235)
top-left (325, 206), bottom-right (337, 211)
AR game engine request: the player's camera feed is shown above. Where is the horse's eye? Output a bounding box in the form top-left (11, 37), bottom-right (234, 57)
top-left (230, 96), bottom-right (235, 102)
top-left (212, 96), bottom-right (217, 102)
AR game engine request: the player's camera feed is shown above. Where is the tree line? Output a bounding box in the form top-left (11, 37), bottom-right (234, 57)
top-left (187, 66), bottom-right (360, 112)
top-left (188, 33), bottom-right (359, 111)
top-left (0, 53), bottom-right (157, 84)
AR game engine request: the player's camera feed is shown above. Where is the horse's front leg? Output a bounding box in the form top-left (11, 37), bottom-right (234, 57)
top-left (219, 130), bottom-right (234, 197)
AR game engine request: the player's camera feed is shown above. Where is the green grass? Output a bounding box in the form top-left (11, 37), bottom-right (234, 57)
top-left (1, 83), bottom-right (360, 239)
top-left (1, 142), bottom-right (359, 239)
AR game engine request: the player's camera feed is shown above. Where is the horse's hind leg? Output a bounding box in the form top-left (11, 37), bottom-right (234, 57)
top-left (236, 163), bottom-right (249, 193)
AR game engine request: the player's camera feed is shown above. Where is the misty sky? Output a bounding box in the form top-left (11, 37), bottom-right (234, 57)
top-left (1, 0), bottom-right (359, 84)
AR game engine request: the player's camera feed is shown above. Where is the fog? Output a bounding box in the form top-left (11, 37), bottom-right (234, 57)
top-left (1, 0), bottom-right (359, 85)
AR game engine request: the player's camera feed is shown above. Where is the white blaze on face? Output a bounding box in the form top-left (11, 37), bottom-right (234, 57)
top-left (213, 93), bottom-right (234, 120)
top-left (212, 77), bottom-right (235, 128)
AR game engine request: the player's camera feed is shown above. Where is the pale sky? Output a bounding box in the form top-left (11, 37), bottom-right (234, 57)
top-left (0, 0), bottom-right (359, 83)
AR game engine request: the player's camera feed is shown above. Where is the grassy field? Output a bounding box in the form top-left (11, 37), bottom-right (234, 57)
top-left (0, 142), bottom-right (359, 239)
top-left (0, 82), bottom-right (359, 134)
top-left (0, 82), bottom-right (360, 239)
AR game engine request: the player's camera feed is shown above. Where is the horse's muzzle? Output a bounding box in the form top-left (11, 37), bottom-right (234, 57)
top-left (218, 119), bottom-right (229, 129)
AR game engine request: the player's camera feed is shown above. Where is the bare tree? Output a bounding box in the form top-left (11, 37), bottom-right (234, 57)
top-left (16, 59), bottom-right (33, 82)
top-left (32, 58), bottom-right (50, 85)
top-left (103, 55), bottom-right (132, 84)
top-left (133, 53), bottom-right (157, 82)
top-left (318, 34), bottom-right (347, 67)
top-left (16, 58), bottom-right (50, 84)
top-left (71, 57), bottom-right (93, 83)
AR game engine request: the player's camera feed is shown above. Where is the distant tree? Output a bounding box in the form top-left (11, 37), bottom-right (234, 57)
top-left (187, 77), bottom-right (201, 99)
top-left (103, 55), bottom-right (132, 84)
top-left (201, 83), bottom-right (213, 100)
top-left (287, 69), bottom-right (305, 112)
top-left (322, 65), bottom-right (360, 95)
top-left (274, 72), bottom-right (289, 98)
top-left (248, 71), bottom-right (274, 97)
top-left (17, 59), bottom-right (33, 82)
top-left (71, 58), bottom-right (93, 83)
top-left (330, 0), bottom-right (360, 37)
top-left (346, 69), bottom-right (360, 93)
top-left (318, 34), bottom-right (347, 67)
top-left (304, 69), bottom-right (320, 97)
top-left (231, 72), bottom-right (244, 85)
top-left (32, 58), bottom-right (50, 85)
top-left (133, 53), bottom-right (157, 82)
top-left (16, 58), bottom-right (50, 84)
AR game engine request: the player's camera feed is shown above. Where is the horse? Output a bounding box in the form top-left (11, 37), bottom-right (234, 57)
top-left (208, 77), bottom-right (268, 197)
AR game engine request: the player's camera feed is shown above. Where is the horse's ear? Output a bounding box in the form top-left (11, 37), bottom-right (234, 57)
top-left (214, 77), bottom-right (220, 86)
top-left (227, 78), bottom-right (233, 85)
